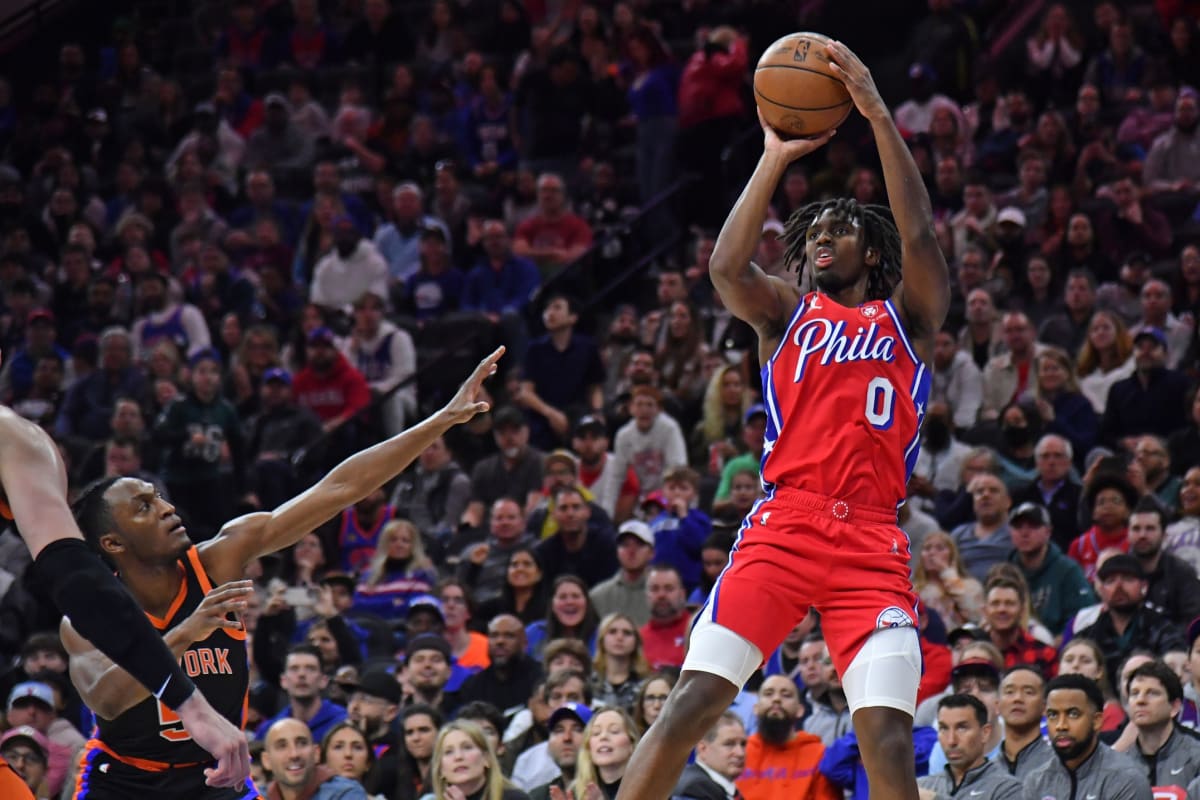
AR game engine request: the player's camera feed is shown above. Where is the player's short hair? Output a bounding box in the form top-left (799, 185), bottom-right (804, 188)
top-left (20, 632), bottom-right (67, 661)
top-left (285, 643), bottom-right (324, 669)
top-left (543, 641), bottom-right (592, 677)
top-left (542, 668), bottom-right (594, 704)
top-left (1045, 673), bottom-right (1105, 711)
top-left (937, 693), bottom-right (989, 727)
top-left (456, 701), bottom-right (505, 738)
top-left (1126, 660), bottom-right (1183, 703)
top-left (701, 711), bottom-right (745, 742)
top-left (550, 483), bottom-right (586, 505)
top-left (542, 290), bottom-right (579, 316)
top-left (72, 476), bottom-right (123, 554)
top-left (1002, 664), bottom-right (1045, 684)
top-left (647, 562), bottom-right (684, 586)
top-left (400, 703), bottom-right (444, 728)
top-left (1034, 434), bottom-right (1073, 462)
top-left (662, 466), bottom-right (699, 490)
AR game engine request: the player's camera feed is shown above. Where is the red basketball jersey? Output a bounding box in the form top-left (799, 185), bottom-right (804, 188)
top-left (760, 291), bottom-right (930, 509)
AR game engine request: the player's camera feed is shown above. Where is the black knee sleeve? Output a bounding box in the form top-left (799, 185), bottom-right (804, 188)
top-left (33, 538), bottom-right (196, 709)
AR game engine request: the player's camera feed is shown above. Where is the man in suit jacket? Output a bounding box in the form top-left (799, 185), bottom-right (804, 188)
top-left (673, 712), bottom-right (747, 800)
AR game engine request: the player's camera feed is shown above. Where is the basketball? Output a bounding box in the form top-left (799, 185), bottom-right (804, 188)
top-left (755, 32), bottom-right (853, 138)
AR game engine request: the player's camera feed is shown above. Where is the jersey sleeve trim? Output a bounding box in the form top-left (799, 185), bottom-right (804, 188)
top-left (144, 563), bottom-right (190, 631)
top-left (883, 299), bottom-right (921, 366)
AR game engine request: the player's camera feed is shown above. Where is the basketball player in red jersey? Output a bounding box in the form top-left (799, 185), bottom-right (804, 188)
top-left (0, 359), bottom-right (248, 792)
top-left (616, 42), bottom-right (949, 800)
top-left (61, 347), bottom-right (503, 799)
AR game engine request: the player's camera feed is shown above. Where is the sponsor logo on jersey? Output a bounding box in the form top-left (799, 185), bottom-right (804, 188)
top-left (875, 606), bottom-right (914, 629)
top-left (792, 319), bottom-right (896, 382)
top-left (861, 304), bottom-right (879, 318)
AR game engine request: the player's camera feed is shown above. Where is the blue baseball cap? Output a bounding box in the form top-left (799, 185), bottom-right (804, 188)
top-left (307, 326), bottom-right (336, 345)
top-left (1133, 325), bottom-right (1168, 349)
top-left (187, 347), bottom-right (222, 368)
top-left (744, 403), bottom-right (767, 424)
top-left (263, 367), bottom-right (292, 385)
top-left (548, 702), bottom-right (593, 730)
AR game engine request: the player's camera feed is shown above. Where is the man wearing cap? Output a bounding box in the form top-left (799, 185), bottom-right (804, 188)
top-left (917, 693), bottom-right (1022, 800)
top-left (1128, 497), bottom-right (1200, 626)
top-left (1026, 673), bottom-right (1153, 800)
top-left (130, 271), bottom-right (212, 362)
top-left (403, 632), bottom-right (458, 715)
top-left (293, 326), bottom-right (372, 436)
top-left (1100, 323), bottom-right (1190, 449)
top-left (528, 702), bottom-right (592, 800)
top-left (310, 216), bottom-right (390, 312)
top-left (756, 219), bottom-right (787, 275)
top-left (572, 414), bottom-right (638, 522)
top-left (1074, 553), bottom-right (1186, 686)
top-left (341, 290), bottom-right (416, 437)
top-left (458, 614), bottom-right (543, 718)
top-left (463, 405), bottom-right (546, 529)
top-left (345, 668), bottom-right (402, 791)
top-left (151, 347), bottom-right (244, 540)
top-left (590, 520), bottom-right (655, 626)
top-left (518, 292), bottom-right (606, 451)
top-left (400, 224), bottom-right (464, 321)
top-left (244, 92), bottom-right (314, 172)
top-left (1006, 502), bottom-right (1094, 637)
top-left (0, 308), bottom-right (71, 403)
top-left (1116, 660), bottom-right (1200, 792)
top-left (243, 366), bottom-right (324, 510)
top-left (6, 681), bottom-right (79, 797)
top-left (925, 658), bottom-right (1006, 776)
top-left (0, 725), bottom-right (48, 798)
top-left (672, 711), bottom-right (747, 800)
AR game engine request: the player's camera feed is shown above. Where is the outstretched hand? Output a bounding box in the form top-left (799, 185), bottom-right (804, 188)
top-left (442, 346), bottom-right (505, 424)
top-left (824, 40), bottom-right (889, 123)
top-left (759, 108), bottom-right (835, 163)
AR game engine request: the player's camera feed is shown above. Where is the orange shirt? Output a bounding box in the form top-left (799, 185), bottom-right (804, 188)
top-left (736, 731), bottom-right (841, 800)
top-left (457, 631), bottom-right (491, 670)
top-left (0, 756), bottom-right (34, 799)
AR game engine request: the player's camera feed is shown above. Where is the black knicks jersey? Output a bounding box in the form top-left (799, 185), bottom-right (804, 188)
top-left (95, 546), bottom-right (248, 765)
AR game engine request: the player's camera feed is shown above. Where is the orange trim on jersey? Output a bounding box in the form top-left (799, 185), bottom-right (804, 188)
top-left (184, 545), bottom-right (247, 641)
top-left (144, 563), bottom-right (188, 630)
top-left (0, 755), bottom-right (34, 799)
top-left (82, 738), bottom-right (204, 772)
top-left (186, 546), bottom-right (212, 593)
top-left (0, 497), bottom-right (12, 520)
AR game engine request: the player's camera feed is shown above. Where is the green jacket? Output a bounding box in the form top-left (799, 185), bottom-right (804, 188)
top-left (154, 392), bottom-right (245, 485)
top-left (1009, 542), bottom-right (1096, 635)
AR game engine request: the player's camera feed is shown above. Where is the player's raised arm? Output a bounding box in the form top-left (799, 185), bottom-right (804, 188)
top-left (826, 41), bottom-right (950, 338)
top-left (709, 112), bottom-right (833, 337)
top-left (200, 347), bottom-right (504, 581)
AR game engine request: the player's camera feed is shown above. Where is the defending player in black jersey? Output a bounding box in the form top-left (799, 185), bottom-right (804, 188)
top-left (63, 347), bottom-right (504, 799)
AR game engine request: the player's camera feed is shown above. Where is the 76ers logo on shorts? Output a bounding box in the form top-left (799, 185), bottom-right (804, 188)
top-left (876, 606), bottom-right (914, 629)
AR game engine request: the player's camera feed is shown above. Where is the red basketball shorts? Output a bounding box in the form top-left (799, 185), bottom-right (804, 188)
top-left (705, 486), bottom-right (919, 676)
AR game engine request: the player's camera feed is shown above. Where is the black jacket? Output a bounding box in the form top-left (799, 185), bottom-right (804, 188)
top-left (456, 655), bottom-right (544, 719)
top-left (1075, 606), bottom-right (1187, 688)
top-left (672, 763), bottom-right (733, 800)
top-left (1145, 552), bottom-right (1200, 626)
top-left (1011, 479), bottom-right (1083, 551)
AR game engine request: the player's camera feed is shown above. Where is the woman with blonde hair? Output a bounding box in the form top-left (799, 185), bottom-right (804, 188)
top-left (1075, 310), bottom-right (1134, 414)
top-left (429, 720), bottom-right (527, 800)
top-left (913, 530), bottom-right (984, 627)
top-left (354, 519), bottom-right (438, 619)
top-left (1031, 346), bottom-right (1097, 461)
top-left (688, 363), bottom-right (754, 469)
top-left (591, 614), bottom-right (651, 711)
top-left (568, 708), bottom-right (640, 800)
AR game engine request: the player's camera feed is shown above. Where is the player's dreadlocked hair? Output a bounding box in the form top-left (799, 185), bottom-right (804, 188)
top-left (72, 476), bottom-right (122, 559)
top-left (780, 197), bottom-right (903, 302)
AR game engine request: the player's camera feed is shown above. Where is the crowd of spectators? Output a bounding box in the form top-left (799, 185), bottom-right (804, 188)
top-left (5, 0), bottom-right (1200, 798)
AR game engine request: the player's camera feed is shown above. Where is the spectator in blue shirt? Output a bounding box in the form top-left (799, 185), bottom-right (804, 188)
top-left (403, 225), bottom-right (464, 321)
top-left (254, 644), bottom-right (348, 743)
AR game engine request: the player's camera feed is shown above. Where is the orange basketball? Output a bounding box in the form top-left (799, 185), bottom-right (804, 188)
top-left (754, 32), bottom-right (853, 138)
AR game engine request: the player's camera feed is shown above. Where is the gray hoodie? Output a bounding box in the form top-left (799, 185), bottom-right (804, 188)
top-left (1022, 742), bottom-right (1152, 800)
top-left (917, 758), bottom-right (1023, 798)
top-left (994, 734), bottom-right (1053, 780)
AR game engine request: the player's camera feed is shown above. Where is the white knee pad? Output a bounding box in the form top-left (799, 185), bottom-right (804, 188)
top-left (681, 614), bottom-right (764, 689)
top-left (841, 626), bottom-right (922, 717)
